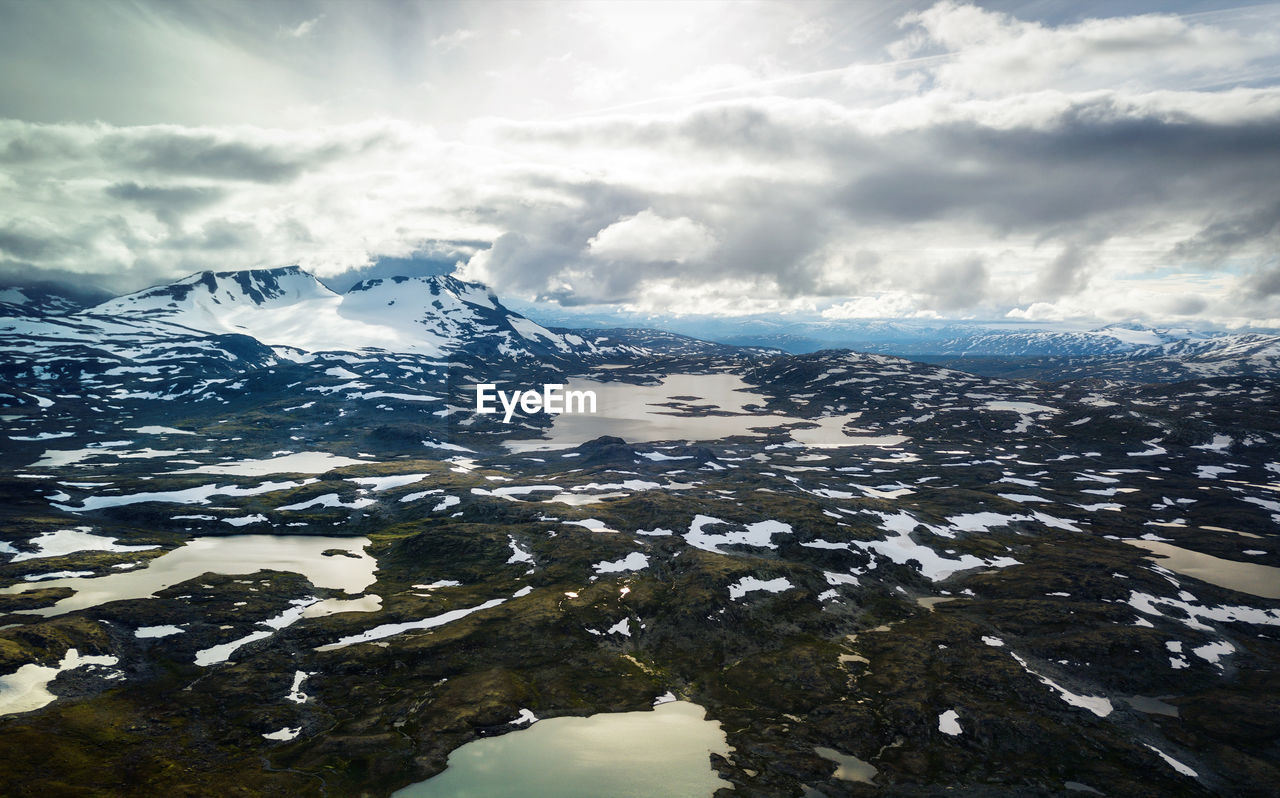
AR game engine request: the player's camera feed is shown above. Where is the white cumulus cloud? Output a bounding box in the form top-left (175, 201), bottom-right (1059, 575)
top-left (823, 293), bottom-right (940, 320)
top-left (586, 210), bottom-right (717, 264)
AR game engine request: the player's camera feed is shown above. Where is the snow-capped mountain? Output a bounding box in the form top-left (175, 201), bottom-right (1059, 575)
top-left (923, 322), bottom-right (1218, 358)
top-left (0, 311), bottom-right (282, 408)
top-left (1067, 331), bottom-right (1280, 381)
top-left (552, 327), bottom-right (782, 360)
top-left (917, 330), bottom-right (1280, 382)
top-left (89, 266), bottom-right (582, 360)
top-left (0, 284), bottom-right (110, 317)
top-left (8, 266), bottom-right (1278, 384)
top-left (568, 314), bottom-right (1231, 359)
top-left (0, 267), bottom-right (780, 414)
top-left (1095, 322), bottom-right (1211, 348)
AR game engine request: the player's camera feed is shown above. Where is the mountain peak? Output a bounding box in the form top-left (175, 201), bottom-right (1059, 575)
top-left (348, 271), bottom-right (491, 297)
top-left (80, 265), bottom-right (575, 359)
top-left (104, 265), bottom-right (330, 311)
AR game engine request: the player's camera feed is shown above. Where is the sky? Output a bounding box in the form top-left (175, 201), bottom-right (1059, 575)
top-left (1, 0), bottom-right (1279, 328)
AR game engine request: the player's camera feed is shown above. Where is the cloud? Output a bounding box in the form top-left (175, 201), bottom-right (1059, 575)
top-left (1243, 264), bottom-right (1280, 300)
top-left (1006, 302), bottom-right (1072, 322)
top-left (431, 28), bottom-right (475, 51)
top-left (98, 128), bottom-right (343, 183)
top-left (458, 85), bottom-right (1280, 318)
top-left (1165, 294), bottom-right (1208, 316)
top-left (925, 257), bottom-right (988, 311)
top-left (103, 182), bottom-right (226, 227)
top-left (1172, 201), bottom-right (1280, 265)
top-left (282, 15), bottom-right (323, 39)
top-left (823, 292), bottom-right (938, 319)
top-left (1033, 243), bottom-right (1093, 301)
top-left (0, 118), bottom-right (485, 290)
top-left (3, 2), bottom-right (1280, 326)
top-left (6, 79), bottom-right (1280, 322)
top-left (897, 2), bottom-right (1279, 95)
top-left (586, 210), bottom-right (717, 263)
top-left (787, 20), bottom-right (829, 47)
top-left (0, 221), bottom-right (77, 261)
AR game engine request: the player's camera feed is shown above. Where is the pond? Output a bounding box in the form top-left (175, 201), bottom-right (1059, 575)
top-left (1125, 539), bottom-right (1280, 599)
top-left (814, 745), bottom-right (878, 783)
top-left (174, 451), bottom-right (371, 476)
top-left (394, 701), bottom-right (732, 798)
top-left (2, 534), bottom-right (376, 616)
top-left (505, 373), bottom-right (906, 452)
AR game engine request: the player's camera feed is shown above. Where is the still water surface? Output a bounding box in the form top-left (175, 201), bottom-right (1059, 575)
top-left (1, 534), bottom-right (375, 615)
top-left (506, 374), bottom-right (906, 452)
top-left (394, 701), bottom-right (731, 798)
top-left (1124, 539), bottom-right (1280, 599)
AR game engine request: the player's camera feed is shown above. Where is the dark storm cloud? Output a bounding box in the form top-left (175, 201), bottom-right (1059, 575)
top-left (491, 101), bottom-right (1280, 250)
top-left (0, 119), bottom-right (391, 181)
top-left (823, 112), bottom-right (1280, 236)
top-left (468, 93), bottom-right (1280, 311)
top-left (708, 187), bottom-right (839, 297)
top-left (100, 130), bottom-right (318, 183)
top-left (104, 182), bottom-right (227, 226)
top-left (1168, 294), bottom-right (1208, 315)
top-left (0, 263), bottom-right (114, 304)
top-left (1243, 263), bottom-right (1280, 299)
top-left (1032, 242), bottom-right (1096, 301)
top-left (185, 218), bottom-right (264, 251)
top-left (344, 101), bottom-right (1280, 308)
top-left (0, 225), bottom-right (71, 261)
top-left (926, 257), bottom-right (989, 311)
top-left (476, 84), bottom-right (1280, 307)
top-left (447, 154), bottom-right (852, 304)
top-left (0, 124), bottom-right (84, 164)
top-left (1173, 201), bottom-right (1280, 265)
top-left (712, 100), bottom-right (1276, 243)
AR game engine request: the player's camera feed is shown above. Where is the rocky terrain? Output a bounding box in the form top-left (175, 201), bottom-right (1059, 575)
top-left (0, 269), bottom-right (1278, 797)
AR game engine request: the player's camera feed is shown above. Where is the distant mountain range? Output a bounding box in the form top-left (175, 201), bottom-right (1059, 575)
top-left (933, 331), bottom-right (1280, 382)
top-left (491, 300), bottom-right (1280, 373)
top-left (2, 267), bottom-right (1278, 383)
top-left (916, 322), bottom-right (1214, 357)
top-left (0, 267), bottom-right (774, 421)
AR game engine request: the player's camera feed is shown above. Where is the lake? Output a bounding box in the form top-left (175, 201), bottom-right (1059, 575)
top-left (394, 700), bottom-right (732, 798)
top-left (506, 373), bottom-right (906, 452)
top-left (1125, 539), bottom-right (1280, 599)
top-left (2, 534), bottom-right (375, 616)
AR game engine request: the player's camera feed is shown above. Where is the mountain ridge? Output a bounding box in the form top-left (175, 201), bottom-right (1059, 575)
top-left (85, 266), bottom-right (581, 360)
top-left (7, 265), bottom-right (1280, 382)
